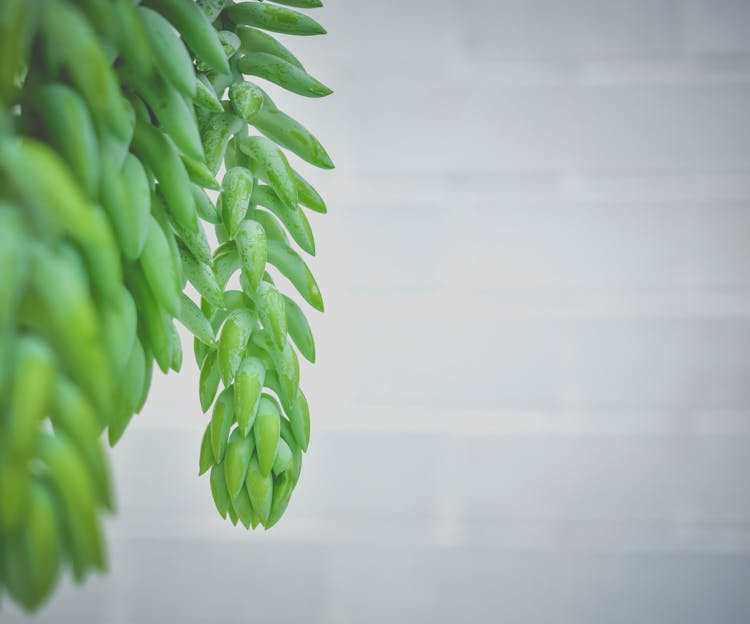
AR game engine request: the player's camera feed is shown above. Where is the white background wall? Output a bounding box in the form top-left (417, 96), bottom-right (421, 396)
top-left (7, 1), bottom-right (750, 621)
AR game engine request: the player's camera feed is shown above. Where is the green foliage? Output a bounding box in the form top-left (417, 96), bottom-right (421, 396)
top-left (0, 0), bottom-right (330, 611)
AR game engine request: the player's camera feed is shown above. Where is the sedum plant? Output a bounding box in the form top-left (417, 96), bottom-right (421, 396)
top-left (0, 0), bottom-right (331, 611)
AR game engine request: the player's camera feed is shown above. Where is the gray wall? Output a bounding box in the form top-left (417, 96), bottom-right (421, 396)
top-left (7, 0), bottom-right (750, 622)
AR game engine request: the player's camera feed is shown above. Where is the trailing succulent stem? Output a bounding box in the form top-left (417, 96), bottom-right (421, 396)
top-left (0, 0), bottom-right (331, 611)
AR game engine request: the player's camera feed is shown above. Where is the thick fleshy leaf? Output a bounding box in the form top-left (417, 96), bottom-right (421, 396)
top-left (235, 356), bottom-right (265, 435)
top-left (224, 427), bottom-right (254, 499)
top-left (217, 308), bottom-right (257, 385)
top-left (253, 395), bottom-right (280, 477)
top-left (245, 454), bottom-right (273, 524)
top-left (267, 240), bottom-right (323, 311)
top-left (227, 2), bottom-right (326, 36)
top-left (210, 386), bottom-right (235, 462)
top-left (235, 219), bottom-right (267, 291)
top-left (221, 167), bottom-right (254, 238)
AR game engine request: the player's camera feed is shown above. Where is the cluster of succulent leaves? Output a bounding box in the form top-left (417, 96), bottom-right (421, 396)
top-left (0, 0), bottom-right (331, 611)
